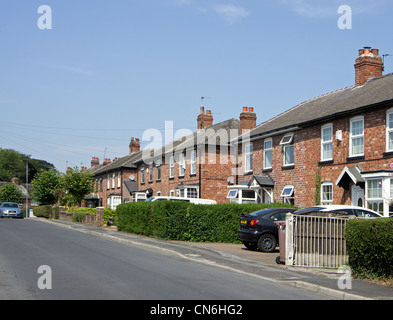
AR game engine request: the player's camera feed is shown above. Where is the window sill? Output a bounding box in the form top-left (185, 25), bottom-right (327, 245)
top-left (318, 160), bottom-right (333, 165)
top-left (346, 155), bottom-right (365, 162)
top-left (383, 151), bottom-right (393, 157)
top-left (282, 165), bottom-right (294, 170)
top-left (262, 168), bottom-right (272, 173)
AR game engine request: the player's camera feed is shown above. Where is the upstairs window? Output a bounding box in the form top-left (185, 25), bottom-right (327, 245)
top-left (264, 138), bottom-right (272, 169)
top-left (245, 142), bottom-right (253, 172)
top-left (386, 109), bottom-right (393, 152)
top-left (169, 156), bottom-right (174, 178)
top-left (280, 133), bottom-right (294, 166)
top-left (321, 124), bottom-right (333, 161)
top-left (350, 116), bottom-right (364, 157)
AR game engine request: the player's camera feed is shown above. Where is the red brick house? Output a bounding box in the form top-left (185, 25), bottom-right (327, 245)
top-left (87, 138), bottom-right (143, 209)
top-left (132, 107), bottom-right (256, 203)
top-left (233, 47), bottom-right (393, 217)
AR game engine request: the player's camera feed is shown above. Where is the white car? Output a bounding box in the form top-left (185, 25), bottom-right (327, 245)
top-left (145, 196), bottom-right (217, 205)
top-left (294, 205), bottom-right (382, 218)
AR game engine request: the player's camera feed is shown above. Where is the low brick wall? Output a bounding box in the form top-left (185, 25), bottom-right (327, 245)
top-left (56, 207), bottom-right (105, 227)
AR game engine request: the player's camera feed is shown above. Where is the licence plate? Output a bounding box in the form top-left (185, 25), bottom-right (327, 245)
top-left (240, 219), bottom-right (247, 224)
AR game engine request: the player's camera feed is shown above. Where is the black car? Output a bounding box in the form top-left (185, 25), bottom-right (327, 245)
top-left (238, 208), bottom-right (296, 252)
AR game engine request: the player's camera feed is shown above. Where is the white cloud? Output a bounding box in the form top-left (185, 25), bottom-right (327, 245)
top-left (213, 4), bottom-right (250, 23)
top-left (277, 0), bottom-right (389, 18)
top-left (59, 65), bottom-right (95, 76)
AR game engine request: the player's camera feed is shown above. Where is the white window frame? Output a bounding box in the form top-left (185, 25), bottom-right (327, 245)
top-left (156, 160), bottom-right (161, 181)
top-left (281, 133), bottom-right (294, 166)
top-left (141, 164), bottom-right (145, 183)
top-left (117, 171), bottom-right (121, 188)
top-left (321, 182), bottom-right (333, 205)
top-left (148, 163), bottom-right (153, 182)
top-left (191, 150), bottom-right (197, 175)
top-left (280, 133), bottom-right (294, 145)
top-left (244, 142), bottom-right (253, 173)
top-left (107, 174), bottom-right (110, 190)
top-left (264, 138), bottom-right (272, 169)
top-left (112, 172), bottom-right (115, 189)
top-left (179, 153), bottom-right (185, 177)
top-left (169, 156), bottom-right (174, 178)
top-left (350, 116), bottom-right (364, 157)
top-left (321, 123), bottom-right (333, 161)
top-left (386, 108), bottom-right (393, 152)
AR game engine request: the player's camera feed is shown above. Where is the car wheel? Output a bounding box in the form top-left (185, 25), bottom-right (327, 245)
top-left (257, 234), bottom-right (277, 253)
top-left (242, 241), bottom-right (258, 251)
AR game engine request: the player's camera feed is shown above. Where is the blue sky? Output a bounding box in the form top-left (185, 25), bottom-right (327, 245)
top-left (1, 0), bottom-right (393, 172)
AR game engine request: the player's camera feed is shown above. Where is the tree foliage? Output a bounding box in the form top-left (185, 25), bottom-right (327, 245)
top-left (0, 148), bottom-right (55, 183)
top-left (31, 170), bottom-right (61, 205)
top-left (0, 183), bottom-right (24, 203)
top-left (61, 167), bottom-right (93, 206)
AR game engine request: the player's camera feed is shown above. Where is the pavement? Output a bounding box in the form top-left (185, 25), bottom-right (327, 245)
top-left (30, 217), bottom-right (393, 300)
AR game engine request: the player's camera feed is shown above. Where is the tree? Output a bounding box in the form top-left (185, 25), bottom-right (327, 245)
top-left (61, 167), bottom-right (93, 206)
top-left (0, 148), bottom-right (55, 183)
top-left (0, 183), bottom-right (24, 203)
top-left (31, 170), bottom-right (61, 205)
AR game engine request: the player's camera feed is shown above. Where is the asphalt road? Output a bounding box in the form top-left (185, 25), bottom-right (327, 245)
top-left (0, 218), bottom-right (325, 300)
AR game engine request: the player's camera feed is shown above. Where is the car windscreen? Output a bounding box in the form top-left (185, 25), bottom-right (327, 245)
top-left (1, 203), bottom-right (18, 208)
top-left (249, 209), bottom-right (281, 217)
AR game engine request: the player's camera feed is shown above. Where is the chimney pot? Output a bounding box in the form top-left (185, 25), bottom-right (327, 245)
top-left (200, 106), bottom-right (205, 114)
top-left (249, 107), bottom-right (254, 112)
top-left (242, 106), bottom-right (248, 112)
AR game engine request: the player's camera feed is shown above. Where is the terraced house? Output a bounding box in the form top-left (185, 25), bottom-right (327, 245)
top-left (132, 107), bottom-right (256, 203)
top-left (232, 47), bottom-right (393, 217)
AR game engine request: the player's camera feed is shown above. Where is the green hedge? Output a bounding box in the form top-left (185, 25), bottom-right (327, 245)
top-left (116, 202), bottom-right (295, 243)
top-left (345, 218), bottom-right (393, 279)
top-left (33, 205), bottom-right (53, 218)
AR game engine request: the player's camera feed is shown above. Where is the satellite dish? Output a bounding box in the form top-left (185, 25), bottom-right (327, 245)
top-left (227, 176), bottom-right (234, 184)
top-left (129, 175), bottom-right (135, 181)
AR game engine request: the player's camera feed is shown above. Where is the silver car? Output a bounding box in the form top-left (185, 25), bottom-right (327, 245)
top-left (0, 202), bottom-right (23, 218)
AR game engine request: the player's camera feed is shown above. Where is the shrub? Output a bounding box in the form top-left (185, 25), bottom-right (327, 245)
top-left (116, 202), bottom-right (296, 243)
top-left (33, 205), bottom-right (53, 218)
top-left (346, 218), bottom-right (393, 279)
top-left (71, 211), bottom-right (86, 223)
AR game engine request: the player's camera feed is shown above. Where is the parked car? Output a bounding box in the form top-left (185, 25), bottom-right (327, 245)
top-left (238, 208), bottom-right (296, 252)
top-left (294, 205), bottom-right (382, 218)
top-left (0, 202), bottom-right (23, 219)
top-left (145, 196), bottom-right (217, 204)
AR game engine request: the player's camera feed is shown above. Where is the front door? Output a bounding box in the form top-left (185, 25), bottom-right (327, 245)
top-left (351, 185), bottom-right (364, 207)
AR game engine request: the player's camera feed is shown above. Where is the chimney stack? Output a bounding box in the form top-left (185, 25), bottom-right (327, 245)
top-left (355, 47), bottom-right (383, 86)
top-left (197, 106), bottom-right (213, 130)
top-left (103, 158), bottom-right (111, 166)
top-left (91, 157), bottom-right (99, 168)
top-left (129, 137), bottom-right (141, 154)
top-left (240, 107), bottom-right (257, 133)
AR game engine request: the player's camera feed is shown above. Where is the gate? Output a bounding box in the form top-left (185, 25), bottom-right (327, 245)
top-left (285, 213), bottom-right (349, 268)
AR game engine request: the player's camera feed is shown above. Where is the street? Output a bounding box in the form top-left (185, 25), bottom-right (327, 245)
top-left (0, 218), bottom-right (326, 300)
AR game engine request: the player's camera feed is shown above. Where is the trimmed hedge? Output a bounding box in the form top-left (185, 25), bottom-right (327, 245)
top-left (345, 218), bottom-right (393, 279)
top-left (32, 205), bottom-right (53, 218)
top-left (116, 202), bottom-right (296, 243)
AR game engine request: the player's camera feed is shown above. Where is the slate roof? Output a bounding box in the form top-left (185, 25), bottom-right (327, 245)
top-left (91, 151), bottom-right (143, 175)
top-left (248, 72), bottom-right (393, 139)
top-left (137, 118), bottom-right (240, 163)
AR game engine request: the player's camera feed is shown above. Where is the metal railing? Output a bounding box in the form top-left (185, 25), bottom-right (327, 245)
top-left (285, 213), bottom-right (349, 268)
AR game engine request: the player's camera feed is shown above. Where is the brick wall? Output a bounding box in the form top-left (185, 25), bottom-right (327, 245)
top-left (240, 104), bottom-right (393, 209)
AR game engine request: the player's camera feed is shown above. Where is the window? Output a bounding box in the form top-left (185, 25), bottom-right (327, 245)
top-left (245, 142), bottom-right (253, 172)
top-left (281, 185), bottom-right (294, 205)
top-left (107, 174), bottom-right (110, 190)
top-left (191, 150), bottom-right (197, 175)
top-left (264, 138), bottom-right (272, 169)
top-left (321, 182), bottom-right (333, 205)
top-left (149, 163), bottom-right (153, 182)
top-left (170, 189), bottom-right (175, 197)
top-left (280, 133), bottom-right (293, 145)
top-left (321, 124), bottom-right (333, 161)
top-left (156, 160), bottom-right (161, 181)
top-left (187, 188), bottom-right (198, 198)
top-left (179, 153), bottom-right (185, 177)
top-left (350, 116), bottom-right (364, 156)
top-left (366, 179), bottom-right (383, 214)
top-left (227, 190), bottom-right (238, 199)
top-left (280, 133), bottom-right (294, 166)
top-left (141, 165), bottom-right (145, 184)
top-left (169, 156), bottom-right (174, 178)
top-left (386, 109), bottom-right (393, 151)
top-left (100, 178), bottom-right (103, 191)
top-left (112, 173), bottom-right (115, 189)
top-left (118, 171), bottom-right (121, 188)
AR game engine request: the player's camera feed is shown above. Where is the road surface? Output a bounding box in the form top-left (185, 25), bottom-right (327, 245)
top-left (0, 218), bottom-right (324, 300)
